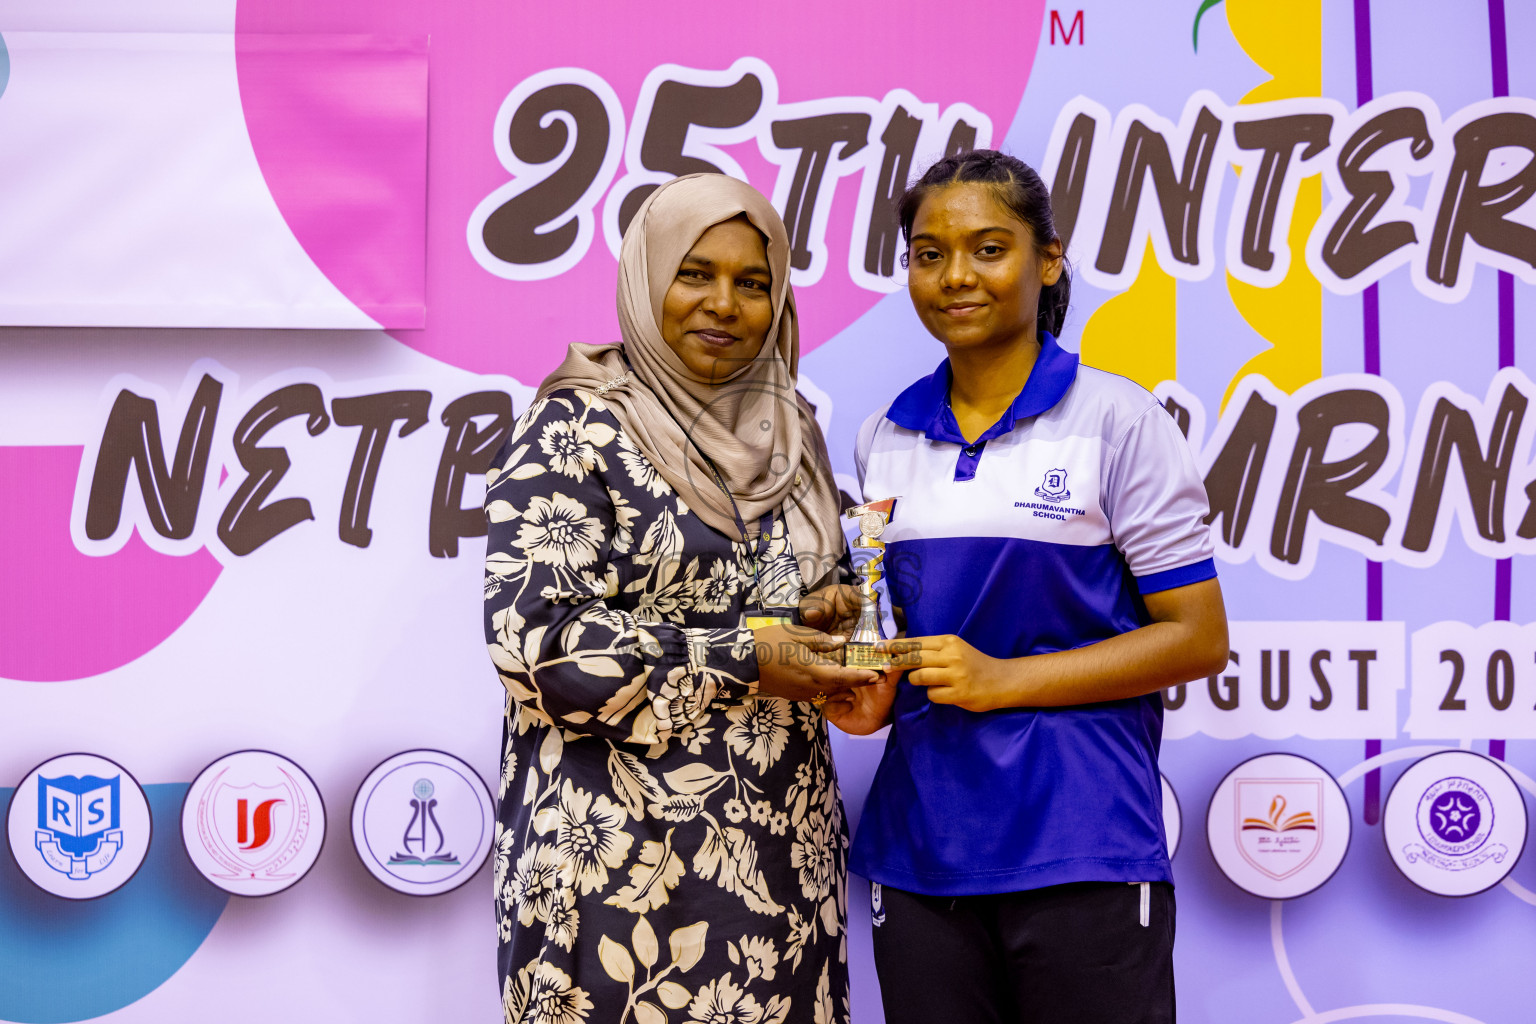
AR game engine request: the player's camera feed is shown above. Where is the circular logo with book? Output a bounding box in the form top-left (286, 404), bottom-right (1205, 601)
top-left (1383, 750), bottom-right (1526, 897)
top-left (1206, 753), bottom-right (1350, 899)
top-left (6, 753), bottom-right (152, 900)
top-left (350, 750), bottom-right (493, 896)
top-left (181, 750), bottom-right (327, 897)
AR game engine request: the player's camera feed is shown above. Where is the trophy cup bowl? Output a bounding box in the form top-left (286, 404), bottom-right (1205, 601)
top-left (842, 497), bottom-right (897, 669)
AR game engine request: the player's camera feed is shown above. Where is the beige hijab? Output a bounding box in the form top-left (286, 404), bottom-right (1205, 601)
top-left (536, 173), bottom-right (844, 587)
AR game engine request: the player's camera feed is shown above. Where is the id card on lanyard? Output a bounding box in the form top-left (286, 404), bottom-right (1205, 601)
top-left (743, 609), bottom-right (797, 629)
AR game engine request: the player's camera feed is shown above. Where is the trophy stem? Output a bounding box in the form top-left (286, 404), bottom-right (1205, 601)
top-left (848, 597), bottom-right (883, 647)
top-left (842, 497), bottom-right (897, 670)
top-left (844, 589), bottom-right (887, 669)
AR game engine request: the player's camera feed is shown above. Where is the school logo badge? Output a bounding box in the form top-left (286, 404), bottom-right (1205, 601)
top-left (181, 750), bottom-right (326, 897)
top-left (389, 777), bottom-right (460, 869)
top-left (1034, 468), bottom-right (1071, 503)
top-left (1384, 750), bottom-right (1526, 897)
top-left (6, 753), bottom-right (152, 899)
top-left (37, 774), bottom-right (122, 878)
top-left (1236, 780), bottom-right (1322, 880)
top-left (1206, 753), bottom-right (1349, 899)
top-left (351, 749), bottom-right (493, 896)
top-left (1418, 778), bottom-right (1494, 855)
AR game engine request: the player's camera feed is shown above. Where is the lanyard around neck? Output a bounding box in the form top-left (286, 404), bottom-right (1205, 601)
top-left (616, 349), bottom-right (777, 605)
top-left (686, 435), bottom-right (776, 606)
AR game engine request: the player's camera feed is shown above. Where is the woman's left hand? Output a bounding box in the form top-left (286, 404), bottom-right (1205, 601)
top-left (798, 583), bottom-right (866, 640)
top-left (879, 634), bottom-right (1014, 713)
top-left (822, 672), bottom-right (899, 734)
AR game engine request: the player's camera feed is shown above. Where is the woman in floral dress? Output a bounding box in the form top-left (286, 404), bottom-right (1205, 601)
top-left (484, 174), bottom-right (883, 1024)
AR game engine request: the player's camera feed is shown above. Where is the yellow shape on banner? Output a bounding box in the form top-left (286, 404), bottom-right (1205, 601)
top-left (1223, 0), bottom-right (1323, 409)
top-left (1224, 180), bottom-right (1323, 405)
top-left (1228, 0), bottom-right (1321, 102)
top-left (1079, 240), bottom-right (1177, 392)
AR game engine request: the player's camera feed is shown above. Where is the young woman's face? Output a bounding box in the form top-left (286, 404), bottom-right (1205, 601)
top-left (661, 217), bottom-right (775, 382)
top-left (906, 182), bottom-right (1063, 354)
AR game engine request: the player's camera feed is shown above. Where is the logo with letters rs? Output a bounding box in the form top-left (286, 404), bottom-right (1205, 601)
top-left (7, 753), bottom-right (152, 899)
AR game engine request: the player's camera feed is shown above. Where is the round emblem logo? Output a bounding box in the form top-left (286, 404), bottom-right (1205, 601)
top-left (180, 750), bottom-right (327, 897)
top-left (1205, 753), bottom-right (1351, 899)
top-left (351, 749), bottom-right (494, 896)
top-left (1383, 750), bottom-right (1525, 897)
top-left (6, 753), bottom-right (152, 900)
top-left (1034, 468), bottom-right (1071, 503)
top-left (1421, 778), bottom-right (1490, 854)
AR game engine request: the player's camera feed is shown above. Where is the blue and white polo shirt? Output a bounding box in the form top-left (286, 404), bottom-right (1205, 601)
top-left (848, 333), bottom-right (1216, 896)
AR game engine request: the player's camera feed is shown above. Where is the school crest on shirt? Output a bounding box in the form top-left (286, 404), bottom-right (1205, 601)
top-left (1012, 462), bottom-right (1092, 526)
top-left (1034, 468), bottom-right (1071, 503)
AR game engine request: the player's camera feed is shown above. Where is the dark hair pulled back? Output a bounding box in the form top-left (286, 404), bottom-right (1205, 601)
top-left (898, 149), bottom-right (1072, 338)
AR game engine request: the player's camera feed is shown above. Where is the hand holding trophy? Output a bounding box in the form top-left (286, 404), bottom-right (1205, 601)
top-left (842, 497), bottom-right (898, 669)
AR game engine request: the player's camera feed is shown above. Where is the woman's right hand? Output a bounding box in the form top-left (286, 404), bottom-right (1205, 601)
top-left (752, 623), bottom-right (881, 703)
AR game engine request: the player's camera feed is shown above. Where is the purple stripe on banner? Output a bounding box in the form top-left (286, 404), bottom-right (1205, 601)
top-left (1355, 0), bottom-right (1383, 826)
top-left (1364, 739), bottom-right (1382, 825)
top-left (1363, 285), bottom-right (1381, 375)
top-left (1496, 558), bottom-right (1512, 621)
top-left (1490, 0), bottom-right (1512, 762)
top-left (1353, 0), bottom-right (1374, 105)
top-left (1489, 0), bottom-right (1509, 98)
top-left (1493, 0), bottom-right (1514, 369)
top-left (1499, 267), bottom-right (1515, 368)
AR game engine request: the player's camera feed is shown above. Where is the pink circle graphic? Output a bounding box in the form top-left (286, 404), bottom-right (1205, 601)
top-left (0, 446), bottom-right (222, 682)
top-left (236, 0), bottom-right (1046, 380)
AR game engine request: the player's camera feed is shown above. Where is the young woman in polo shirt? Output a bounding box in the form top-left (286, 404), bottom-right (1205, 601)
top-left (823, 150), bottom-right (1229, 1024)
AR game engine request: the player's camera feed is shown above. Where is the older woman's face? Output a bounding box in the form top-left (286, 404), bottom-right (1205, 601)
top-left (660, 217), bottom-right (774, 382)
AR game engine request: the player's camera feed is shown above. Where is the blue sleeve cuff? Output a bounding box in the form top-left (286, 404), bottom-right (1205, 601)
top-left (1136, 558), bottom-right (1217, 595)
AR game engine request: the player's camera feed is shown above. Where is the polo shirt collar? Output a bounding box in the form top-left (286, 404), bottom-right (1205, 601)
top-left (885, 332), bottom-right (1080, 444)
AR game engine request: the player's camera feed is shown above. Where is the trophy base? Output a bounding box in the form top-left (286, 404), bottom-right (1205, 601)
top-left (843, 642), bottom-right (886, 670)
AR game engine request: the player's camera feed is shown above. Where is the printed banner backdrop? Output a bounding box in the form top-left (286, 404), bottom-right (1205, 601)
top-left (0, 17), bottom-right (428, 329)
top-left (2, 0), bottom-right (1536, 1021)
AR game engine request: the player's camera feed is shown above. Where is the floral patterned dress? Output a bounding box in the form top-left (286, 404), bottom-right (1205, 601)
top-left (484, 388), bottom-right (851, 1024)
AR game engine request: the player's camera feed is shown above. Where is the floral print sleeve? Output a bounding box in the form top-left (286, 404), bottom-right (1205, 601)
top-left (484, 389), bottom-right (760, 746)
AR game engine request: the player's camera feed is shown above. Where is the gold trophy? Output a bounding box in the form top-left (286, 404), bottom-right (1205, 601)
top-left (842, 498), bottom-right (898, 669)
